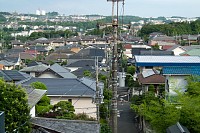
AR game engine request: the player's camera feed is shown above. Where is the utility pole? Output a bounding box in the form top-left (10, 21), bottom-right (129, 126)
top-left (95, 56), bottom-right (100, 122)
top-left (107, 0), bottom-right (124, 133)
top-left (111, 18), bottom-right (118, 133)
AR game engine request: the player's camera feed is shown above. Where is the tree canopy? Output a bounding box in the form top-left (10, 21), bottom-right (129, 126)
top-left (0, 79), bottom-right (31, 132)
top-left (131, 77), bottom-right (200, 132)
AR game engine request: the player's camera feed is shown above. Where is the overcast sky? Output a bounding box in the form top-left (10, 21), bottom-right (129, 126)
top-left (0, 0), bottom-right (200, 18)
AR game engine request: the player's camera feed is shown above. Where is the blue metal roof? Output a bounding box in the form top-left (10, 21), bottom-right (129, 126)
top-left (162, 66), bottom-right (200, 75)
top-left (135, 56), bottom-right (200, 67)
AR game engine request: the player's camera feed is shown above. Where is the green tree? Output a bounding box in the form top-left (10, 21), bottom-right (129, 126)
top-left (31, 81), bottom-right (47, 90)
top-left (0, 79), bottom-right (31, 132)
top-left (52, 101), bottom-right (75, 119)
top-left (31, 82), bottom-right (51, 115)
top-left (83, 70), bottom-right (92, 77)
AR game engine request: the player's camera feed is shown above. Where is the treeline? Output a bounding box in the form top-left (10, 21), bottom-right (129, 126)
top-left (140, 20), bottom-right (200, 37)
top-left (29, 30), bottom-right (78, 40)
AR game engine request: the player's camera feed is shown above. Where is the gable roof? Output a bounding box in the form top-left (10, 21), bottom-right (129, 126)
top-left (31, 117), bottom-right (100, 133)
top-left (0, 60), bottom-right (15, 66)
top-left (20, 64), bottom-right (48, 72)
top-left (18, 77), bottom-right (96, 97)
top-left (138, 69), bottom-right (165, 84)
top-left (69, 48), bottom-right (105, 59)
top-left (166, 45), bottom-right (186, 51)
top-left (49, 63), bottom-right (77, 78)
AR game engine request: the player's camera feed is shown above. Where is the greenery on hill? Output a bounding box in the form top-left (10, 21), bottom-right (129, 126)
top-left (0, 14), bottom-right (6, 22)
top-left (139, 20), bottom-right (200, 37)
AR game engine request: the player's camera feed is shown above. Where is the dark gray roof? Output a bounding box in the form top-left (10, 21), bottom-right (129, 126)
top-left (19, 78), bottom-right (95, 97)
top-left (0, 70), bottom-right (27, 82)
top-left (28, 46), bottom-right (48, 52)
top-left (140, 50), bottom-right (174, 55)
top-left (72, 66), bottom-right (95, 78)
top-left (69, 48), bottom-right (105, 59)
top-left (131, 48), bottom-right (151, 56)
top-left (31, 117), bottom-right (100, 133)
top-left (66, 59), bottom-right (96, 67)
top-left (49, 63), bottom-right (77, 78)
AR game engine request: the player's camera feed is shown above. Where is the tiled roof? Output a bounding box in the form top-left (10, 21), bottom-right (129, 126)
top-left (140, 50), bottom-right (174, 55)
top-left (162, 66), bottom-right (200, 76)
top-left (138, 73), bottom-right (165, 84)
top-left (19, 78), bottom-right (95, 97)
top-left (49, 63), bottom-right (77, 78)
top-left (31, 117), bottom-right (100, 133)
top-left (21, 85), bottom-right (46, 108)
top-left (20, 64), bottom-right (48, 72)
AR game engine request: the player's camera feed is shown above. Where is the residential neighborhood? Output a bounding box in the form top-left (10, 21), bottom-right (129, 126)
top-left (1, 1), bottom-right (200, 133)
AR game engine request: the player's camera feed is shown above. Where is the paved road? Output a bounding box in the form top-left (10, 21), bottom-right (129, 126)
top-left (117, 101), bottom-right (139, 133)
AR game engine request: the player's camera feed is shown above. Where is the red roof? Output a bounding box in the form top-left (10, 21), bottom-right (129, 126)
top-left (124, 44), bottom-right (132, 49)
top-left (162, 45), bottom-right (174, 50)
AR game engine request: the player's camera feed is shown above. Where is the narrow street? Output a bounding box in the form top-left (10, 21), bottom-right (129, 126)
top-left (117, 89), bottom-right (140, 133)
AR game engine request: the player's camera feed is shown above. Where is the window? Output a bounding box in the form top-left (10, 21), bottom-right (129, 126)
top-left (68, 99), bottom-right (72, 103)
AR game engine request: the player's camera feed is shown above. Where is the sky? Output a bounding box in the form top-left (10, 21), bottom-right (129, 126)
top-left (0, 0), bottom-right (200, 18)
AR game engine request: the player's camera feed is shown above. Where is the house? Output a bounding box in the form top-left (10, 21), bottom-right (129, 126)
top-left (18, 77), bottom-right (97, 118)
top-left (20, 63), bottom-right (77, 78)
top-left (0, 60), bottom-right (16, 70)
top-left (162, 66), bottom-right (200, 98)
top-left (137, 69), bottom-right (165, 94)
top-left (124, 44), bottom-right (132, 58)
top-left (11, 40), bottom-right (24, 47)
top-left (166, 45), bottom-right (186, 55)
top-left (148, 36), bottom-right (177, 46)
top-left (31, 117), bottom-right (100, 133)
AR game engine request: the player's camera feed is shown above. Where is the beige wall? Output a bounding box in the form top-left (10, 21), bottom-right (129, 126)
top-left (38, 71), bottom-right (60, 78)
top-left (49, 96), bottom-right (97, 119)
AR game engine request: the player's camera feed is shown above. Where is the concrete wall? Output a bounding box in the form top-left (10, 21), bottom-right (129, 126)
top-left (49, 96), bottom-right (97, 119)
top-left (30, 106), bottom-right (36, 117)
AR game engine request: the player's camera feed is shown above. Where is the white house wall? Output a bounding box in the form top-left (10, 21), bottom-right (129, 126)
top-left (173, 48), bottom-right (186, 56)
top-left (38, 71), bottom-right (60, 78)
top-left (30, 106), bottom-right (36, 117)
top-left (49, 96), bottom-right (97, 119)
